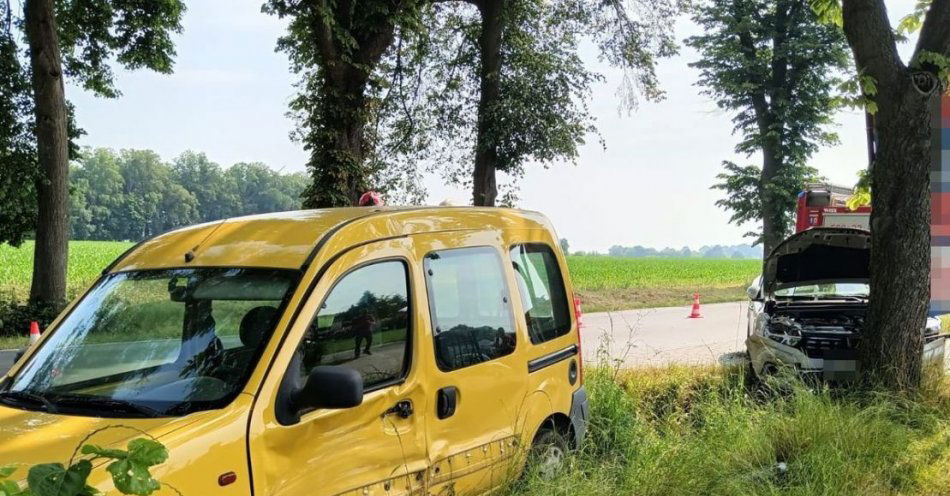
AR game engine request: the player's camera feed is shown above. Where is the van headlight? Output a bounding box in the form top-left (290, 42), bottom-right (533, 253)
top-left (765, 316), bottom-right (803, 347)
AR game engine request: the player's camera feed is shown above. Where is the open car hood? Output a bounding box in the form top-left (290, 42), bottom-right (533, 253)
top-left (764, 228), bottom-right (870, 294)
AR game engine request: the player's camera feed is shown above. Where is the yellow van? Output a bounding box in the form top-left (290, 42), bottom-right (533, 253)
top-left (0, 207), bottom-right (588, 495)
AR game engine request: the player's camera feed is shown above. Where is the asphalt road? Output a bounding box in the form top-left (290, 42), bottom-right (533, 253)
top-left (0, 302), bottom-right (750, 377)
top-left (0, 349), bottom-right (14, 376)
top-left (580, 301), bottom-right (750, 368)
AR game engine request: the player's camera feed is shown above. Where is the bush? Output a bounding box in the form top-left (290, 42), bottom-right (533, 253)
top-left (513, 365), bottom-right (950, 496)
top-left (0, 300), bottom-right (60, 338)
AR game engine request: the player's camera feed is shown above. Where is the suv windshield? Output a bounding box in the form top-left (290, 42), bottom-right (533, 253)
top-left (1, 268), bottom-right (297, 418)
top-left (775, 282), bottom-right (869, 299)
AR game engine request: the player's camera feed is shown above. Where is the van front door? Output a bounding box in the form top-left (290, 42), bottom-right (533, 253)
top-left (249, 239), bottom-right (428, 496)
top-left (416, 240), bottom-right (528, 494)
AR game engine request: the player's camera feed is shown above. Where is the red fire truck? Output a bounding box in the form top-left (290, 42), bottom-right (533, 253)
top-left (795, 183), bottom-right (871, 233)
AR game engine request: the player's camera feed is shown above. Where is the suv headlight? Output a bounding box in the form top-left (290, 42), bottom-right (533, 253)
top-left (925, 317), bottom-right (941, 337)
top-left (765, 316), bottom-right (803, 347)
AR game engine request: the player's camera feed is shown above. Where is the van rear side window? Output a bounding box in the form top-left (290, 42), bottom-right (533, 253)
top-left (424, 247), bottom-right (516, 371)
top-left (510, 244), bottom-right (571, 344)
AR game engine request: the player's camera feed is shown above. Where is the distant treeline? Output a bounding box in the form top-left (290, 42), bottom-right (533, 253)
top-left (601, 244), bottom-right (762, 259)
top-left (70, 148), bottom-right (307, 241)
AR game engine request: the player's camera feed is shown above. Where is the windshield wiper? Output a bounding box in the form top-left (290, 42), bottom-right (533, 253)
top-left (0, 390), bottom-right (58, 413)
top-left (815, 295), bottom-right (867, 302)
top-left (53, 396), bottom-right (166, 418)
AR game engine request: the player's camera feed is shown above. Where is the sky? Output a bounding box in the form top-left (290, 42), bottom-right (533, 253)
top-left (66, 0), bottom-right (917, 253)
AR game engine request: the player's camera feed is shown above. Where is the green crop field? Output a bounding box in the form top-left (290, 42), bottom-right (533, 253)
top-left (566, 255), bottom-right (760, 312)
top-left (0, 242), bottom-right (761, 316)
top-left (0, 241), bottom-right (133, 302)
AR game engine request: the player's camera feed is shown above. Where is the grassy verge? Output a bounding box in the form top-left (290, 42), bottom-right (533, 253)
top-left (0, 335), bottom-right (24, 350)
top-left (576, 285), bottom-right (747, 313)
top-left (515, 365), bottom-right (950, 496)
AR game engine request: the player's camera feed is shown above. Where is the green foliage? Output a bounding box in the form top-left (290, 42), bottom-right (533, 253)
top-left (896, 0), bottom-right (932, 35)
top-left (711, 160), bottom-right (820, 243)
top-left (809, 0), bottom-right (842, 27)
top-left (0, 0), bottom-right (186, 245)
top-left (0, 299), bottom-right (61, 339)
top-left (0, 2), bottom-right (38, 247)
top-left (264, 0), bottom-right (429, 207)
top-left (836, 72), bottom-right (879, 114)
top-left (847, 169), bottom-right (871, 209)
top-left (0, 438), bottom-right (168, 496)
top-left (84, 439), bottom-right (167, 496)
top-left (687, 0), bottom-right (848, 246)
top-left (69, 148), bottom-right (307, 241)
top-left (378, 0), bottom-right (684, 200)
top-left (913, 50), bottom-right (950, 88)
top-left (26, 461), bottom-right (96, 496)
top-left (56, 0), bottom-right (186, 98)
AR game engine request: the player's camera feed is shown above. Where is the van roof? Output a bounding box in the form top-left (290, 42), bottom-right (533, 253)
top-left (109, 207), bottom-right (555, 272)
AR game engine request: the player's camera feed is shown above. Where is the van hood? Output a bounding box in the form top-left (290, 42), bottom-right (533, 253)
top-left (764, 228), bottom-right (870, 294)
top-left (0, 404), bottom-right (201, 474)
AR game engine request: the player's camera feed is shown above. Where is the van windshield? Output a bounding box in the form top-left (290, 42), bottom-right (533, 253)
top-left (0, 268), bottom-right (297, 418)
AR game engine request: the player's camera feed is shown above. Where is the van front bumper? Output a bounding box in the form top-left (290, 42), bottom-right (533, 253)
top-left (569, 386), bottom-right (589, 449)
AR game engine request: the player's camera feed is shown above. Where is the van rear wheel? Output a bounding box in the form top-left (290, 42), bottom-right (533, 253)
top-left (527, 428), bottom-right (570, 481)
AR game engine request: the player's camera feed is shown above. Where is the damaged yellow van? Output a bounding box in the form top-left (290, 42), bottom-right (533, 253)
top-left (0, 207), bottom-right (588, 495)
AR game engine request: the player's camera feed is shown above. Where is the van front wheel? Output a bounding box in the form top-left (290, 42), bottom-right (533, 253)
top-left (527, 428), bottom-right (570, 481)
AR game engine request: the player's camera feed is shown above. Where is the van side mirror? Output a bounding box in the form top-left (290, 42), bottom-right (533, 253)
top-left (293, 366), bottom-right (364, 412)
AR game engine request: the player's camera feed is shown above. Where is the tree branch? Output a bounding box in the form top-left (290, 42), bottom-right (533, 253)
top-left (840, 0), bottom-right (904, 88)
top-left (311, 0), bottom-right (343, 84)
top-left (914, 0), bottom-right (950, 58)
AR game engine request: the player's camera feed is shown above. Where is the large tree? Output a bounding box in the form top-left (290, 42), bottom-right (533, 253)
top-left (264, 0), bottom-right (428, 208)
top-left (377, 0), bottom-right (682, 206)
top-left (687, 0), bottom-right (850, 256)
top-left (70, 148), bottom-right (309, 241)
top-left (812, 0), bottom-right (950, 390)
top-left (0, 0), bottom-right (185, 307)
top-left (0, 4), bottom-right (36, 247)
top-left (268, 0), bottom-right (682, 207)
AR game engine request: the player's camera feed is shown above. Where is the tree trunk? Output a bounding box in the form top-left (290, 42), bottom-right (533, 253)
top-left (472, 0), bottom-right (504, 207)
top-left (24, 0), bottom-right (69, 308)
top-left (301, 83), bottom-right (372, 208)
top-left (860, 81), bottom-right (933, 390)
top-left (759, 144), bottom-right (783, 259)
top-left (300, 2), bottom-right (398, 209)
top-left (839, 0), bottom-right (942, 391)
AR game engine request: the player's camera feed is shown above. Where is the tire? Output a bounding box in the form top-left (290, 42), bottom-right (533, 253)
top-left (526, 428), bottom-right (570, 481)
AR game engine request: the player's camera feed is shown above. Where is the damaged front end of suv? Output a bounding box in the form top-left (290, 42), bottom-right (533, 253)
top-left (746, 228), bottom-right (947, 381)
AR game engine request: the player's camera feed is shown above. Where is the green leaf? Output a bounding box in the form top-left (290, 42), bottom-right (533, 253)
top-left (105, 461), bottom-right (160, 496)
top-left (26, 461), bottom-right (92, 496)
top-left (125, 439), bottom-right (167, 468)
top-left (0, 467), bottom-right (16, 479)
top-left (1, 479), bottom-right (23, 496)
top-left (99, 438), bottom-right (167, 496)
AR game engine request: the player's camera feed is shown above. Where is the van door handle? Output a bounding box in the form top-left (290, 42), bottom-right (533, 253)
top-left (384, 400), bottom-right (413, 419)
top-left (437, 386), bottom-right (458, 419)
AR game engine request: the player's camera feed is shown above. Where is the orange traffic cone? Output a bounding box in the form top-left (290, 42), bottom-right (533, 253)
top-left (688, 294), bottom-right (702, 319)
top-left (29, 321), bottom-right (41, 344)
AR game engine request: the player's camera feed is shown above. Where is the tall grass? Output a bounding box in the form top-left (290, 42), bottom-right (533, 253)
top-left (515, 365), bottom-right (950, 496)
